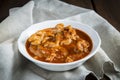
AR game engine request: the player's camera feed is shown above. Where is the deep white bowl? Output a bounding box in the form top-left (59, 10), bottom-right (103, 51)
top-left (18, 20), bottom-right (101, 71)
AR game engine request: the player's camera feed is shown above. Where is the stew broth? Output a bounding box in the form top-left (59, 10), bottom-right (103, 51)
top-left (26, 24), bottom-right (93, 63)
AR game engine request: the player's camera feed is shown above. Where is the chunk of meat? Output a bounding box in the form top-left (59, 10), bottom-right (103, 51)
top-left (77, 39), bottom-right (90, 52)
top-left (29, 45), bottom-right (43, 58)
top-left (65, 56), bottom-right (74, 62)
top-left (44, 42), bottom-right (59, 47)
top-left (45, 53), bottom-right (56, 62)
top-left (28, 31), bottom-right (45, 45)
top-left (58, 47), bottom-right (68, 56)
top-left (55, 23), bottom-right (64, 32)
top-left (64, 25), bottom-right (79, 40)
top-left (60, 38), bottom-right (72, 45)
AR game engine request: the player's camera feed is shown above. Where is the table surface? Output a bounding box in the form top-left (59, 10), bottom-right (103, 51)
top-left (62, 0), bottom-right (120, 32)
top-left (0, 0), bottom-right (120, 32)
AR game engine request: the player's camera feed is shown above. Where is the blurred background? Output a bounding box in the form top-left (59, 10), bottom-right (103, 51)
top-left (0, 0), bottom-right (120, 31)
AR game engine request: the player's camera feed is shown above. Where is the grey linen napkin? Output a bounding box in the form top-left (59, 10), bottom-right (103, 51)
top-left (0, 0), bottom-right (120, 80)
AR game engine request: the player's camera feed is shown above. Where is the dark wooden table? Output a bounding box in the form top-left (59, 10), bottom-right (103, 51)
top-left (61, 0), bottom-right (120, 32)
top-left (0, 0), bottom-right (120, 32)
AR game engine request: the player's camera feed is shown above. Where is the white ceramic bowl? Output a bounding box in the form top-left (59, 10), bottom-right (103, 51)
top-left (18, 20), bottom-right (101, 71)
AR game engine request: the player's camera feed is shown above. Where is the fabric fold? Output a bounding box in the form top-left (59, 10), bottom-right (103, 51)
top-left (0, 1), bottom-right (34, 43)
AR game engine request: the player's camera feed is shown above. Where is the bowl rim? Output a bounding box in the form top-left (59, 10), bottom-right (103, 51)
top-left (18, 19), bottom-right (101, 66)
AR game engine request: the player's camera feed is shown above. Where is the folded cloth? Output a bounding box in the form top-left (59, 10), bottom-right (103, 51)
top-left (0, 0), bottom-right (120, 80)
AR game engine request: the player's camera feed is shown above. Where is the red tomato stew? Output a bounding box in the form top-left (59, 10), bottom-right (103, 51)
top-left (26, 23), bottom-right (93, 63)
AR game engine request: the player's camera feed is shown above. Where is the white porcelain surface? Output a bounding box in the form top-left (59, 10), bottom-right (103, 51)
top-left (18, 20), bottom-right (101, 71)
